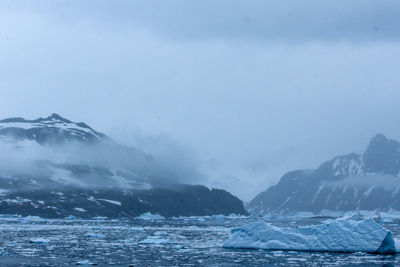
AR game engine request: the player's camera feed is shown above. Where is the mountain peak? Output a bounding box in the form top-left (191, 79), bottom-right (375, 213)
top-left (37, 113), bottom-right (72, 123)
top-left (49, 113), bottom-right (66, 120)
top-left (363, 134), bottom-right (400, 175)
top-left (0, 114), bottom-right (110, 145)
top-left (369, 133), bottom-right (388, 145)
top-left (248, 133), bottom-right (400, 214)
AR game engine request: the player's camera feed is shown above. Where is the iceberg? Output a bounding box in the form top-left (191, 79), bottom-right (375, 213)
top-left (223, 219), bottom-right (397, 254)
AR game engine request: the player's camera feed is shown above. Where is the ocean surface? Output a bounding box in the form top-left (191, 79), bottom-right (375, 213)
top-left (0, 214), bottom-right (399, 266)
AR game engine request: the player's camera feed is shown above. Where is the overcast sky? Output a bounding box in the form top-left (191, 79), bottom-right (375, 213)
top-left (1, 0), bottom-right (400, 201)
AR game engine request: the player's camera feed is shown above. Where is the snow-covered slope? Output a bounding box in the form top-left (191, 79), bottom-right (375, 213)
top-left (248, 134), bottom-right (400, 214)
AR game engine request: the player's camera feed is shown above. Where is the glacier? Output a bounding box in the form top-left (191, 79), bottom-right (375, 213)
top-left (224, 219), bottom-right (397, 254)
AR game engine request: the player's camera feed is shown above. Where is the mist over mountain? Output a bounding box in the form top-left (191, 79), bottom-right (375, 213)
top-left (0, 114), bottom-right (247, 218)
top-left (248, 134), bottom-right (400, 215)
top-left (0, 113), bottom-right (205, 189)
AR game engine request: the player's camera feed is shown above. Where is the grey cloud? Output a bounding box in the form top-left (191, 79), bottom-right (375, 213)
top-left (1, 1), bottom-right (400, 201)
top-left (0, 134), bottom-right (204, 189)
top-left (1, 0), bottom-right (400, 43)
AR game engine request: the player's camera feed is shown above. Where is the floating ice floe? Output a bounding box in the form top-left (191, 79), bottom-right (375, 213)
top-left (224, 219), bottom-right (398, 254)
top-left (172, 214), bottom-right (247, 221)
top-left (0, 188), bottom-right (9, 196)
top-left (323, 211), bottom-right (364, 224)
top-left (76, 259), bottom-right (96, 265)
top-left (84, 232), bottom-right (105, 238)
top-left (380, 218), bottom-right (395, 223)
top-left (19, 215), bottom-right (46, 223)
top-left (212, 214), bottom-right (248, 220)
top-left (136, 212), bottom-right (165, 220)
top-left (92, 216), bottom-right (108, 220)
top-left (336, 211), bottom-right (363, 221)
top-left (139, 237), bottom-right (170, 244)
top-left (29, 237), bottom-right (50, 244)
top-left (379, 211), bottom-right (400, 220)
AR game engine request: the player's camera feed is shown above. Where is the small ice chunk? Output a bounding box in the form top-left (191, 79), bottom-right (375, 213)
top-left (92, 216), bottom-right (107, 220)
top-left (74, 208), bottom-right (86, 212)
top-left (84, 232), bottom-right (105, 238)
top-left (76, 260), bottom-right (96, 265)
top-left (212, 214), bottom-right (226, 220)
top-left (29, 238), bottom-right (50, 244)
top-left (139, 237), bottom-right (170, 244)
top-left (0, 189), bottom-right (9, 196)
top-left (136, 212), bottom-right (165, 220)
top-left (394, 238), bottom-right (400, 252)
top-left (154, 231), bottom-right (167, 236)
top-left (224, 219), bottom-right (396, 254)
top-left (336, 211), bottom-right (363, 221)
top-left (20, 215), bottom-right (46, 223)
top-left (380, 218), bottom-right (395, 223)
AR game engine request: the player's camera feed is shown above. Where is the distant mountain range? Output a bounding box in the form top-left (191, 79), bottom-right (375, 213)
top-left (248, 134), bottom-right (400, 215)
top-left (0, 114), bottom-right (247, 218)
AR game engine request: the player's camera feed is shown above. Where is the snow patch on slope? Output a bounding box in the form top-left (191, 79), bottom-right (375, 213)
top-left (332, 155), bottom-right (365, 177)
top-left (97, 199), bottom-right (121, 206)
top-left (326, 174), bottom-right (400, 191)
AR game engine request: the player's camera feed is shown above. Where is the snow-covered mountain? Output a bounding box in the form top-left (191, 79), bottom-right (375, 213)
top-left (0, 114), bottom-right (247, 218)
top-left (248, 134), bottom-right (400, 215)
top-left (0, 113), bottom-right (155, 191)
top-left (0, 113), bottom-right (111, 145)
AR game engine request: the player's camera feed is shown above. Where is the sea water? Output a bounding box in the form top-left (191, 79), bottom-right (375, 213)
top-left (0, 215), bottom-right (399, 266)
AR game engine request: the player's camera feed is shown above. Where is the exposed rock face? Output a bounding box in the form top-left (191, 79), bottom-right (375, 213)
top-left (248, 134), bottom-right (400, 215)
top-left (0, 114), bottom-right (247, 218)
top-left (0, 185), bottom-right (247, 218)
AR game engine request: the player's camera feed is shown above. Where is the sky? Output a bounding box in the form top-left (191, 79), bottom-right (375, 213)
top-left (1, 0), bottom-right (400, 201)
